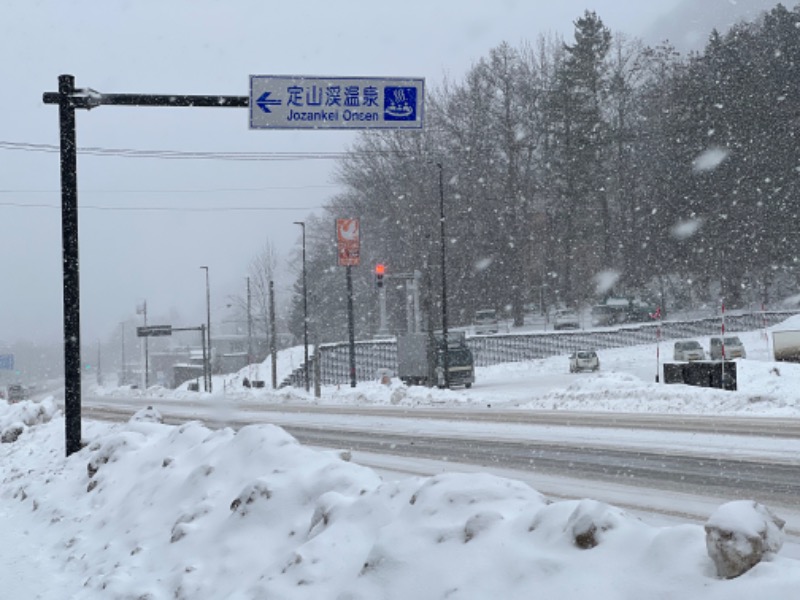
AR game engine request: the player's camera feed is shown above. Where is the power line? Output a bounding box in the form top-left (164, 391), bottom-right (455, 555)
top-left (0, 140), bottom-right (414, 161)
top-left (0, 201), bottom-right (323, 212)
top-left (0, 184), bottom-right (336, 194)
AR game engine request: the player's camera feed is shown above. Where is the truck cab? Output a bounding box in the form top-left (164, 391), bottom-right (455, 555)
top-left (397, 332), bottom-right (475, 388)
top-left (435, 344), bottom-right (475, 388)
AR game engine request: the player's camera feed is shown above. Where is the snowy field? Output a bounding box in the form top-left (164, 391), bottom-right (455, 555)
top-left (2, 316), bottom-right (800, 598)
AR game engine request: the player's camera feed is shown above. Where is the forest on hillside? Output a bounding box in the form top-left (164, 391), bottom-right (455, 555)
top-left (287, 4), bottom-right (800, 342)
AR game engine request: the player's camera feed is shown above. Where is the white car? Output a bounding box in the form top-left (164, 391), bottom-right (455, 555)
top-left (569, 350), bottom-right (599, 373)
top-left (554, 309), bottom-right (580, 330)
top-left (673, 340), bottom-right (705, 361)
top-left (473, 309), bottom-right (499, 335)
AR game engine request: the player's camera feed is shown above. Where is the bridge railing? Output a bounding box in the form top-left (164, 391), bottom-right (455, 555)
top-left (282, 311), bottom-right (796, 388)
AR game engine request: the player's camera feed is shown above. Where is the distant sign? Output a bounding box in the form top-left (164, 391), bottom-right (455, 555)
top-left (0, 354), bottom-right (13, 370)
top-left (337, 218), bottom-right (360, 266)
top-left (249, 75), bottom-right (424, 130)
top-left (136, 325), bottom-right (173, 337)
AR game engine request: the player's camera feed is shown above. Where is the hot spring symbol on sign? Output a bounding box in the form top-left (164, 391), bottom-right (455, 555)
top-left (384, 87), bottom-right (417, 121)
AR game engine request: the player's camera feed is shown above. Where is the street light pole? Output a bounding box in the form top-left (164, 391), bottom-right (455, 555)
top-left (437, 163), bottom-right (450, 388)
top-left (293, 221), bottom-right (310, 392)
top-left (120, 321), bottom-right (126, 386)
top-left (139, 300), bottom-right (149, 389)
top-left (200, 266), bottom-right (212, 393)
top-left (246, 276), bottom-right (253, 369)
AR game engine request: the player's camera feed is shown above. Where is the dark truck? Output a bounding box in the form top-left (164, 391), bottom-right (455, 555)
top-left (397, 331), bottom-right (475, 388)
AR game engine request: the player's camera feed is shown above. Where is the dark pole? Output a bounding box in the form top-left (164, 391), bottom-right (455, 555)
top-left (120, 322), bottom-right (125, 385)
top-left (58, 74), bottom-right (82, 456)
top-left (437, 163), bottom-right (450, 388)
top-left (346, 265), bottom-right (357, 387)
top-left (269, 280), bottom-right (277, 389)
top-left (200, 266), bottom-right (212, 392)
top-left (294, 221), bottom-right (309, 391)
top-left (246, 276), bottom-right (253, 367)
top-left (200, 324), bottom-right (208, 391)
top-left (42, 77), bottom-right (250, 457)
top-left (143, 300), bottom-right (149, 389)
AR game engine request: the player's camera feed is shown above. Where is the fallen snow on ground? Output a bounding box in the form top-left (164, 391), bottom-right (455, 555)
top-left (1, 400), bottom-right (798, 600)
top-left (5, 317), bottom-right (800, 597)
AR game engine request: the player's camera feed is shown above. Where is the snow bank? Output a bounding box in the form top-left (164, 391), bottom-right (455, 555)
top-left (1, 409), bottom-right (798, 599)
top-left (0, 396), bottom-right (59, 442)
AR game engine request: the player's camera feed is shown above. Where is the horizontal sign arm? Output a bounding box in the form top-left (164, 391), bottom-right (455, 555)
top-left (43, 90), bottom-right (249, 110)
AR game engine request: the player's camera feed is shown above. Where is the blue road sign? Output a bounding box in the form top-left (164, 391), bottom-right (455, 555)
top-left (0, 354), bottom-right (14, 370)
top-left (249, 75), bottom-right (424, 130)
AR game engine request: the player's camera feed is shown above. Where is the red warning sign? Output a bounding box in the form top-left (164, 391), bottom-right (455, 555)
top-left (337, 218), bottom-right (360, 266)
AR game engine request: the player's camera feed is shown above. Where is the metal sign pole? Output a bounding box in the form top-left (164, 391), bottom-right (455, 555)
top-left (347, 265), bottom-right (356, 388)
top-left (43, 77), bottom-right (248, 455)
top-left (57, 75), bottom-right (82, 456)
top-left (269, 280), bottom-right (277, 389)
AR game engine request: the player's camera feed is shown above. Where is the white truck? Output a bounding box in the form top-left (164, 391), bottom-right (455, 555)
top-left (397, 331), bottom-right (475, 388)
top-left (773, 330), bottom-right (800, 363)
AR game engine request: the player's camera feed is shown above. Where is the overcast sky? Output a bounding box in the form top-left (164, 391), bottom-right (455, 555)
top-left (0, 0), bottom-right (729, 346)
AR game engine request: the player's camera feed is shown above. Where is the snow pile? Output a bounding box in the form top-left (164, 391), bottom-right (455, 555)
top-left (1, 409), bottom-right (799, 599)
top-left (0, 395), bottom-right (59, 442)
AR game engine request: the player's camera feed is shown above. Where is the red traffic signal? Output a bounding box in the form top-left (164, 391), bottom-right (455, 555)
top-left (375, 263), bottom-right (385, 287)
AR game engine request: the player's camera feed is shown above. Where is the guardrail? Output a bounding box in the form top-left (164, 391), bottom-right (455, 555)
top-left (281, 311), bottom-right (796, 388)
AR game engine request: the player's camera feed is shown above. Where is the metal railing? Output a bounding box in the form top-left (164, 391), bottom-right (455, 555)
top-left (281, 311), bottom-right (795, 388)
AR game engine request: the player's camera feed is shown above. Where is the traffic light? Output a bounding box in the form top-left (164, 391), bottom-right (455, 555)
top-left (375, 263), bottom-right (385, 288)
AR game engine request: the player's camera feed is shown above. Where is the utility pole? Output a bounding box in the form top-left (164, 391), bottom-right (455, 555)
top-left (437, 162), bottom-right (450, 388)
top-left (269, 280), bottom-right (277, 389)
top-left (200, 266), bottom-right (212, 393)
top-left (246, 276), bottom-right (253, 368)
top-left (120, 321), bottom-right (126, 386)
top-left (138, 300), bottom-right (149, 388)
top-left (293, 221), bottom-right (309, 391)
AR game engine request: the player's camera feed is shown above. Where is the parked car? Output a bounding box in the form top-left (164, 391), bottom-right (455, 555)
top-left (673, 340), bottom-right (705, 361)
top-left (554, 309), bottom-right (580, 330)
top-left (6, 384), bottom-right (26, 403)
top-left (473, 308), bottom-right (499, 335)
top-left (709, 336), bottom-right (746, 360)
top-left (569, 349), bottom-right (599, 373)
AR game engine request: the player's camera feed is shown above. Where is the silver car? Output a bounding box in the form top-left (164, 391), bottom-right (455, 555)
top-left (673, 340), bottom-right (705, 361)
top-left (554, 309), bottom-right (580, 330)
top-left (569, 350), bottom-right (599, 373)
top-left (709, 336), bottom-right (746, 360)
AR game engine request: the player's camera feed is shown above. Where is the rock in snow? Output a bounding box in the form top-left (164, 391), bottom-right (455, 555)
top-left (705, 500), bottom-right (786, 578)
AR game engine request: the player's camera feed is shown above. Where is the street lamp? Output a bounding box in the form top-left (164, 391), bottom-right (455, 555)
top-left (120, 321), bottom-right (126, 385)
top-left (293, 221), bottom-right (309, 392)
top-left (246, 276), bottom-right (253, 369)
top-left (200, 265), bottom-right (212, 392)
top-left (137, 300), bottom-right (149, 388)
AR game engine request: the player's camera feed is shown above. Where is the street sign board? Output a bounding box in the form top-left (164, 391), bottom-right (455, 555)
top-left (0, 354), bottom-right (13, 370)
top-left (249, 75), bottom-right (424, 130)
top-left (337, 218), bottom-right (360, 266)
top-left (136, 325), bottom-right (173, 337)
